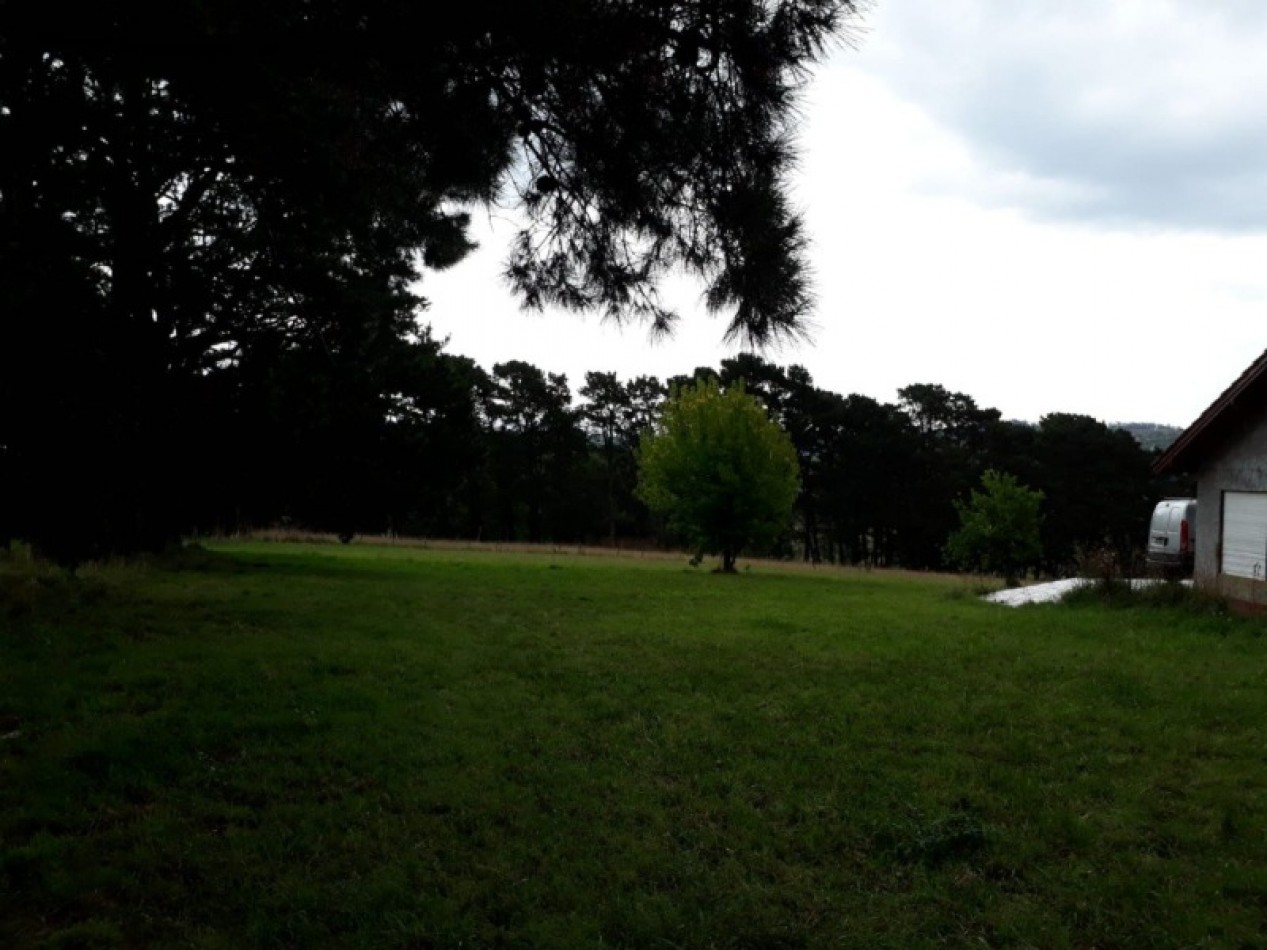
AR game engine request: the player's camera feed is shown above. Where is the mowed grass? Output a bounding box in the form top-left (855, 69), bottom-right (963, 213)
top-left (2, 543), bottom-right (1266, 947)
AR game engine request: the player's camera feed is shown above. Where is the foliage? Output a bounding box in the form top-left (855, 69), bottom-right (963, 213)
top-left (0, 305), bottom-right (1175, 568)
top-left (1, 0), bottom-right (858, 560)
top-left (229, 326), bottom-right (490, 542)
top-left (579, 371), bottom-right (665, 542)
top-left (637, 379), bottom-right (798, 571)
top-left (1, 4), bottom-right (1175, 570)
top-left (946, 469), bottom-right (1045, 584)
top-left (896, 383), bottom-right (1010, 568)
top-left (3, 541), bottom-right (1267, 946)
top-left (1033, 413), bottom-right (1154, 573)
top-left (484, 361), bottom-right (588, 542)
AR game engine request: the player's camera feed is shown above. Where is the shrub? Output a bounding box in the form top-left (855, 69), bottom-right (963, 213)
top-left (945, 470), bottom-right (1044, 586)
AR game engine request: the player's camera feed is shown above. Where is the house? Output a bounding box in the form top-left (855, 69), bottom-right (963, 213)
top-left (1153, 349), bottom-right (1267, 611)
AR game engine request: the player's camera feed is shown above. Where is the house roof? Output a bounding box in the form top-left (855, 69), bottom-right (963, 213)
top-left (1154, 349), bottom-right (1267, 475)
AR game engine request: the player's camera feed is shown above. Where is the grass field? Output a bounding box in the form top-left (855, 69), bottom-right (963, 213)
top-left (2, 541), bottom-right (1266, 947)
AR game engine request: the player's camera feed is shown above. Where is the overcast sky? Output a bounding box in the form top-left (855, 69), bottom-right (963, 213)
top-left (422, 1), bottom-right (1266, 427)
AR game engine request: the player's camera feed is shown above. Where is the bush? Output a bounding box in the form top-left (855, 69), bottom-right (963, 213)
top-left (945, 470), bottom-right (1044, 586)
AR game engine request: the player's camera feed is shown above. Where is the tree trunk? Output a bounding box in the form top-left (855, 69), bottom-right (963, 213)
top-left (97, 70), bottom-right (183, 558)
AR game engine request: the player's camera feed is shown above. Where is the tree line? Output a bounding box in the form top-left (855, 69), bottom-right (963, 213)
top-left (0, 0), bottom-right (1175, 573)
top-left (3, 324), bottom-right (1186, 573)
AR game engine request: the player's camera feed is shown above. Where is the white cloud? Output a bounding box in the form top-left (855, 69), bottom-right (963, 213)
top-left (421, 4), bottom-right (1267, 429)
top-left (860, 1), bottom-right (1267, 230)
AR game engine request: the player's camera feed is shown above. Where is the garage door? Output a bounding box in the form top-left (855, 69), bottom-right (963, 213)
top-left (1222, 491), bottom-right (1267, 580)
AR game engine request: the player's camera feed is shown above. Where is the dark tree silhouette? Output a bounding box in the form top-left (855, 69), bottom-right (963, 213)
top-left (579, 372), bottom-right (666, 544)
top-left (486, 361), bottom-right (587, 543)
top-left (580, 372), bottom-right (632, 544)
top-left (811, 392), bottom-right (920, 566)
top-left (1, 0), bottom-right (859, 560)
top-left (1032, 414), bottom-right (1155, 573)
top-left (895, 384), bottom-right (1005, 568)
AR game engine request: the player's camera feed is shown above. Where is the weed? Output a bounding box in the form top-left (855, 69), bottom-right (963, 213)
top-left (1062, 577), bottom-right (1230, 617)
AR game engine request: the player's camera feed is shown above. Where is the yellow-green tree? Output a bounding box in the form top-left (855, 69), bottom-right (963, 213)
top-left (945, 469), bottom-right (1045, 586)
top-left (637, 380), bottom-right (799, 572)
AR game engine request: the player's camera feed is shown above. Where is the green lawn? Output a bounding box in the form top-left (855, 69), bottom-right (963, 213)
top-left (2, 542), bottom-right (1265, 947)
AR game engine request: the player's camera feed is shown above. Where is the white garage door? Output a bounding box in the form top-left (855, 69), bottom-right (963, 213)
top-left (1222, 491), bottom-right (1267, 580)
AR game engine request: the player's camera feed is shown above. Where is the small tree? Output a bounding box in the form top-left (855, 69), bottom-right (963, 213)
top-left (946, 470), bottom-right (1045, 586)
top-left (637, 380), bottom-right (799, 573)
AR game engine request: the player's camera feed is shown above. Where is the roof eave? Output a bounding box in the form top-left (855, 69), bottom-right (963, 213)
top-left (1152, 349), bottom-right (1267, 476)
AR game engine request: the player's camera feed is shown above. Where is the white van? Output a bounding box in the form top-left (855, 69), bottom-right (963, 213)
top-left (1146, 498), bottom-right (1197, 577)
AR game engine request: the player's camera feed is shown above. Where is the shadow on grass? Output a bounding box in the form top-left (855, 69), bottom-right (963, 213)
top-left (0, 543), bottom-right (255, 621)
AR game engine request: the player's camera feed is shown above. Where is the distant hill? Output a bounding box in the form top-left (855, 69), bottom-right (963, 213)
top-left (1112, 422), bottom-right (1184, 453)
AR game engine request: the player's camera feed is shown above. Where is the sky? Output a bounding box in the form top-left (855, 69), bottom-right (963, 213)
top-left (421, 1), bottom-right (1267, 428)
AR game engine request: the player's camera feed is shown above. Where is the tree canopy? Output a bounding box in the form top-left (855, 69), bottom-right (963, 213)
top-left (945, 470), bottom-right (1045, 586)
top-left (0, 0), bottom-right (859, 559)
top-left (637, 379), bottom-right (799, 572)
